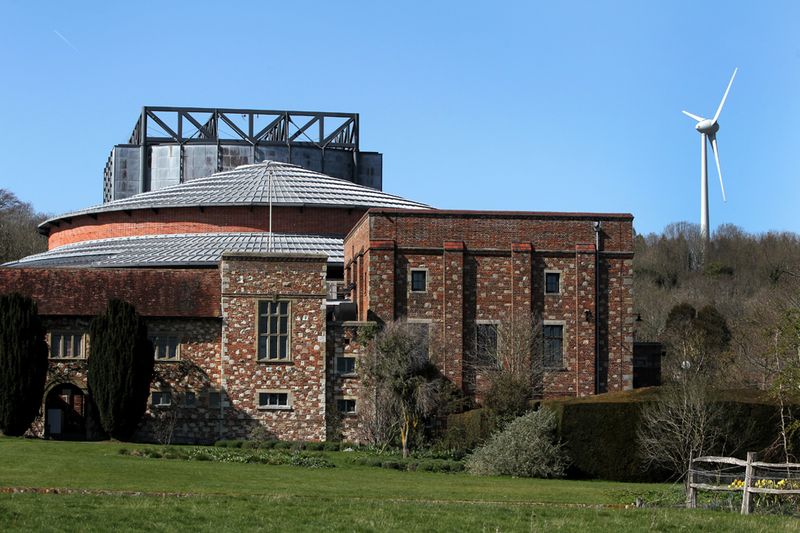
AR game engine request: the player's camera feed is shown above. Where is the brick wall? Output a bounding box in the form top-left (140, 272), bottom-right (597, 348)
top-left (325, 321), bottom-right (373, 442)
top-left (0, 268), bottom-right (220, 318)
top-left (344, 209), bottom-right (635, 399)
top-left (46, 205), bottom-right (368, 249)
top-left (219, 253), bottom-right (328, 441)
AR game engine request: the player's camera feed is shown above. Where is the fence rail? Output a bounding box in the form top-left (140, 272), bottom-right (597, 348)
top-left (688, 452), bottom-right (800, 514)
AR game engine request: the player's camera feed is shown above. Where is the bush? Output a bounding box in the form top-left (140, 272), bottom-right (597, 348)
top-left (305, 442), bottom-right (325, 451)
top-left (323, 441), bottom-right (341, 452)
top-left (466, 408), bottom-right (565, 478)
top-left (484, 374), bottom-right (533, 425)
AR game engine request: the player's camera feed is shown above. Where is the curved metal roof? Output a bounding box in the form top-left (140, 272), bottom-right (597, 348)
top-left (41, 161), bottom-right (429, 231)
top-left (3, 232), bottom-right (344, 268)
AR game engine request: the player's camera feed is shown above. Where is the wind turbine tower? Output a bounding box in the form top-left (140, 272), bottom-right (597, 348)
top-left (682, 68), bottom-right (738, 242)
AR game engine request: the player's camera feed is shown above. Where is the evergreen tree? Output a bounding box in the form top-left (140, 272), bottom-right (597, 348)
top-left (0, 293), bottom-right (48, 436)
top-left (87, 299), bottom-right (154, 440)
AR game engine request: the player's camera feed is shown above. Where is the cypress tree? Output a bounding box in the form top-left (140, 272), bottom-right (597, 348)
top-left (87, 299), bottom-right (154, 440)
top-left (0, 293), bottom-right (48, 436)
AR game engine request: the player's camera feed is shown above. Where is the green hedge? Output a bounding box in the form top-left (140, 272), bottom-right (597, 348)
top-left (543, 390), bottom-right (789, 482)
top-left (440, 409), bottom-right (494, 451)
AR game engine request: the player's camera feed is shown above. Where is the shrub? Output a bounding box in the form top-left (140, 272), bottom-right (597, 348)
top-left (380, 460), bottom-right (403, 470)
top-left (305, 442), bottom-right (324, 451)
top-left (484, 374), bottom-right (533, 425)
top-left (323, 441), bottom-right (341, 452)
top-left (466, 408), bottom-right (565, 478)
top-left (87, 299), bottom-right (154, 440)
top-left (273, 441), bottom-right (292, 450)
top-left (0, 293), bottom-right (48, 436)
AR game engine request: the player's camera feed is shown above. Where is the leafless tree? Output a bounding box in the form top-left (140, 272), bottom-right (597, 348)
top-left (0, 188), bottom-right (48, 263)
top-left (473, 313), bottom-right (545, 424)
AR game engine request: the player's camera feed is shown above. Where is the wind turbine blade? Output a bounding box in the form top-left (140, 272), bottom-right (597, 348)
top-left (682, 110), bottom-right (705, 121)
top-left (709, 134), bottom-right (727, 202)
top-left (712, 68), bottom-right (738, 123)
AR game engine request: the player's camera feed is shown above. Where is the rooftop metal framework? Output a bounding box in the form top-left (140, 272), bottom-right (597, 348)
top-left (129, 107), bottom-right (360, 150)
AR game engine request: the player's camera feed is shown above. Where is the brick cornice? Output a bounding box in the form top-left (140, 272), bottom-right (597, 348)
top-left (369, 239), bottom-right (395, 250)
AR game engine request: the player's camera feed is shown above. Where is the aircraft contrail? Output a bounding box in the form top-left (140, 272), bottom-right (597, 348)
top-left (53, 30), bottom-right (79, 52)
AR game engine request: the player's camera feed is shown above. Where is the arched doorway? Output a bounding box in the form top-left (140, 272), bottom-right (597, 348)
top-left (45, 384), bottom-right (88, 440)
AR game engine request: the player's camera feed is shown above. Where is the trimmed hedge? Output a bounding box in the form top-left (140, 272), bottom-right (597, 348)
top-left (544, 389), bottom-right (790, 482)
top-left (440, 409), bottom-right (493, 451)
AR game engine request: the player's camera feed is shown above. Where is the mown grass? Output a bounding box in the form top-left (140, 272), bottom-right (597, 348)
top-left (1, 437), bottom-right (798, 532)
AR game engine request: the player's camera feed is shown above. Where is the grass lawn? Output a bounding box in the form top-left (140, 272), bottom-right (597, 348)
top-left (0, 437), bottom-right (798, 532)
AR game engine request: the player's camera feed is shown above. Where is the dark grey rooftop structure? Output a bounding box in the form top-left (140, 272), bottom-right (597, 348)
top-left (5, 233), bottom-right (344, 269)
top-left (42, 161), bottom-right (429, 233)
top-left (104, 107), bottom-right (383, 202)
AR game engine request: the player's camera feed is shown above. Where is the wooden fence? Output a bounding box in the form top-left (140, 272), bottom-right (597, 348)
top-left (688, 453), bottom-right (800, 514)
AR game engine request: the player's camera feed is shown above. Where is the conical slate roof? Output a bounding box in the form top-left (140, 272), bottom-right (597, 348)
top-left (4, 232), bottom-right (344, 268)
top-left (40, 160), bottom-right (430, 231)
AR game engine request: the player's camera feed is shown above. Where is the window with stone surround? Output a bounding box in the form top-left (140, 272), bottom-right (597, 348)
top-left (150, 334), bottom-right (180, 361)
top-left (257, 390), bottom-right (291, 410)
top-left (543, 323), bottom-right (565, 368)
top-left (544, 271), bottom-right (561, 295)
top-left (475, 322), bottom-right (499, 361)
top-left (257, 301), bottom-right (291, 361)
top-left (336, 356), bottom-right (356, 375)
top-left (49, 332), bottom-right (87, 359)
top-left (407, 320), bottom-right (431, 360)
top-left (336, 398), bottom-right (356, 415)
top-left (151, 391), bottom-right (172, 408)
top-left (410, 269), bottom-right (427, 292)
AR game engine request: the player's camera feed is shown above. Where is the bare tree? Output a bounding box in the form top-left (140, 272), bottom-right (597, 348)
top-left (0, 188), bottom-right (48, 263)
top-left (637, 373), bottom-right (724, 485)
top-left (476, 313), bottom-right (544, 424)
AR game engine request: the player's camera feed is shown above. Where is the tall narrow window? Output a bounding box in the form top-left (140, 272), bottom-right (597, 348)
top-left (408, 322), bottom-right (430, 360)
top-left (257, 301), bottom-right (290, 361)
top-left (543, 324), bottom-right (564, 368)
top-left (410, 270), bottom-right (427, 292)
top-left (545, 272), bottom-right (561, 294)
top-left (476, 323), bottom-right (499, 361)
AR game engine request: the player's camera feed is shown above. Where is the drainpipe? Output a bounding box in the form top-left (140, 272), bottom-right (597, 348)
top-left (593, 221), bottom-right (601, 395)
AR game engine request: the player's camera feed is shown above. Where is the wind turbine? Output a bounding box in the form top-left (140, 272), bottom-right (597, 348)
top-left (682, 68), bottom-right (737, 242)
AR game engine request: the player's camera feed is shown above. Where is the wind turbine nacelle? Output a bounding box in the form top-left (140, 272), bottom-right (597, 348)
top-left (695, 119), bottom-right (719, 134)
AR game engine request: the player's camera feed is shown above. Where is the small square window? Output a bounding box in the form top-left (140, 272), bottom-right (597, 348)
top-left (545, 272), bottom-right (561, 294)
top-left (336, 399), bottom-right (356, 414)
top-left (410, 270), bottom-right (427, 292)
top-left (258, 391), bottom-right (290, 410)
top-left (151, 391), bottom-right (172, 408)
top-left (336, 356), bottom-right (356, 375)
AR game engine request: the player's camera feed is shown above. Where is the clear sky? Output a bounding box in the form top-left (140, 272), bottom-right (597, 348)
top-left (0, 1), bottom-right (798, 236)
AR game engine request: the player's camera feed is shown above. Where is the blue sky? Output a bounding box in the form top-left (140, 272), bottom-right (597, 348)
top-left (0, 1), bottom-right (798, 236)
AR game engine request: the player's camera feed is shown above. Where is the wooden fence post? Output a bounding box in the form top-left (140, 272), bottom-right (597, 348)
top-left (740, 451), bottom-right (755, 515)
top-left (686, 463), bottom-right (697, 509)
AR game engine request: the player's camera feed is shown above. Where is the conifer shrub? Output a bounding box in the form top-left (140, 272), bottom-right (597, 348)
top-left (0, 293), bottom-right (48, 436)
top-left (87, 299), bottom-right (154, 440)
top-left (466, 408), bottom-right (566, 478)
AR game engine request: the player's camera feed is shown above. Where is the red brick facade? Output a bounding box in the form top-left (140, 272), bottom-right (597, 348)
top-left (344, 209), bottom-right (635, 398)
top-left (45, 205), bottom-right (368, 248)
top-left (4, 207), bottom-right (635, 443)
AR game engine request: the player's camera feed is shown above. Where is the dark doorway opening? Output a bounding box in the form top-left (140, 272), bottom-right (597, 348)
top-left (45, 384), bottom-right (88, 440)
